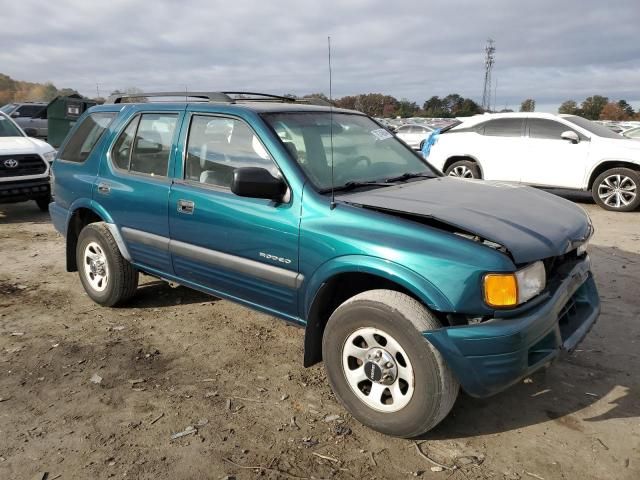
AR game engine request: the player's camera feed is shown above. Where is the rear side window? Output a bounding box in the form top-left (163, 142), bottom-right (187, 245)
top-left (59, 112), bottom-right (116, 163)
top-left (480, 118), bottom-right (523, 137)
top-left (528, 119), bottom-right (575, 140)
top-left (110, 113), bottom-right (179, 177)
top-left (17, 105), bottom-right (44, 117)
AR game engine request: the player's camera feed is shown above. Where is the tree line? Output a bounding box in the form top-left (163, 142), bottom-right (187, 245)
top-left (0, 73), bottom-right (78, 105)
top-left (299, 92), bottom-right (483, 118)
top-left (558, 96), bottom-right (638, 121)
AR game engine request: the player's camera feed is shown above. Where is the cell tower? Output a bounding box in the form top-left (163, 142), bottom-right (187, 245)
top-left (482, 38), bottom-right (495, 112)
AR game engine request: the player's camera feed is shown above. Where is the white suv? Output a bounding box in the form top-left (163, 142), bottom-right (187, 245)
top-left (428, 112), bottom-right (640, 212)
top-left (0, 111), bottom-right (56, 211)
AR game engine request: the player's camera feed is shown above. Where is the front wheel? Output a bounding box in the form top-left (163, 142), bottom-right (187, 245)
top-left (76, 222), bottom-right (139, 306)
top-left (445, 159), bottom-right (481, 179)
top-left (592, 168), bottom-right (640, 211)
top-left (35, 195), bottom-right (51, 212)
top-left (322, 290), bottom-right (459, 438)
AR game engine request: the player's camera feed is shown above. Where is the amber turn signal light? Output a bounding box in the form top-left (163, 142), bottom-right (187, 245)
top-left (483, 274), bottom-right (518, 308)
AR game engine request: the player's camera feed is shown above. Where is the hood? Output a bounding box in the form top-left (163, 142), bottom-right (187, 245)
top-left (596, 136), bottom-right (640, 155)
top-left (338, 177), bottom-right (592, 264)
top-left (0, 136), bottom-right (54, 155)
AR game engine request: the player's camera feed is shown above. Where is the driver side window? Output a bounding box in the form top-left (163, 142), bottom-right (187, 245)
top-left (184, 115), bottom-right (279, 189)
top-left (528, 119), bottom-right (578, 140)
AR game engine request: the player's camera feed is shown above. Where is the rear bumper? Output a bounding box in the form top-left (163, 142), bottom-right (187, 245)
top-left (424, 256), bottom-right (600, 398)
top-left (49, 201), bottom-right (68, 235)
top-left (0, 177), bottom-right (50, 203)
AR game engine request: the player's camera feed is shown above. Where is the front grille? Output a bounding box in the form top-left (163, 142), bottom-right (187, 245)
top-left (0, 154), bottom-right (47, 178)
top-left (543, 249), bottom-right (579, 281)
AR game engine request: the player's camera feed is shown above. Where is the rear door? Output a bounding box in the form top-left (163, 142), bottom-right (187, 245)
top-left (521, 118), bottom-right (590, 188)
top-left (95, 107), bottom-right (183, 274)
top-left (167, 111), bottom-right (301, 318)
top-left (474, 117), bottom-right (526, 181)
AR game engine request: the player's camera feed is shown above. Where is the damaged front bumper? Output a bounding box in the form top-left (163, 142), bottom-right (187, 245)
top-left (423, 256), bottom-right (600, 398)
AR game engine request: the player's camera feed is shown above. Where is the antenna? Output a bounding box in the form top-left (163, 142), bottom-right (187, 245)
top-left (328, 36), bottom-right (336, 210)
top-left (482, 38), bottom-right (495, 112)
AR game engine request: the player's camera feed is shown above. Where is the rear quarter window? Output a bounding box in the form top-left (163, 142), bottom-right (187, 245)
top-left (59, 112), bottom-right (117, 163)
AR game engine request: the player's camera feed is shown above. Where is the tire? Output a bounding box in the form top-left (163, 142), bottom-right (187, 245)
top-left (35, 195), bottom-right (51, 212)
top-left (445, 159), bottom-right (481, 179)
top-left (322, 289), bottom-right (459, 438)
top-left (591, 167), bottom-right (640, 212)
top-left (76, 222), bottom-right (139, 307)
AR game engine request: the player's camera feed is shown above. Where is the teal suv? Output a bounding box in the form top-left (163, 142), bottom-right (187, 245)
top-left (49, 92), bottom-right (600, 437)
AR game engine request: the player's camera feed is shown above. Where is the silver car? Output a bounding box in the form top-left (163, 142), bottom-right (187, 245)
top-left (0, 102), bottom-right (48, 138)
top-left (394, 123), bottom-right (434, 149)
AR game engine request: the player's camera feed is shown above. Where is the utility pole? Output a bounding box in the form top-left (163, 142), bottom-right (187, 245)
top-left (481, 38), bottom-right (495, 112)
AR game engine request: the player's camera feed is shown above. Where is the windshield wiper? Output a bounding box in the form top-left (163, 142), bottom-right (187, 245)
top-left (323, 180), bottom-right (396, 193)
top-left (384, 172), bottom-right (433, 183)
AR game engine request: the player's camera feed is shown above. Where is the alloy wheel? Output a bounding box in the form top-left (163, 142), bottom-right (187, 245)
top-left (598, 174), bottom-right (637, 209)
top-left (448, 165), bottom-right (474, 178)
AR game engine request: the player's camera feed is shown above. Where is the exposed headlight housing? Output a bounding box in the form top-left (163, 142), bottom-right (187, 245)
top-left (42, 150), bottom-right (57, 163)
top-left (484, 261), bottom-right (546, 308)
top-left (576, 238), bottom-right (589, 256)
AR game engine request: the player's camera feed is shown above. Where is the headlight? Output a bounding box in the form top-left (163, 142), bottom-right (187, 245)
top-left (42, 150), bottom-right (57, 162)
top-left (515, 261), bottom-right (546, 303)
top-left (484, 261), bottom-right (546, 308)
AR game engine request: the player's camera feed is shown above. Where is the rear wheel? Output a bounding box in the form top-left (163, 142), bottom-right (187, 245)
top-left (76, 222), bottom-right (139, 306)
top-left (322, 290), bottom-right (459, 438)
top-left (592, 168), bottom-right (640, 211)
top-left (445, 159), bottom-right (481, 179)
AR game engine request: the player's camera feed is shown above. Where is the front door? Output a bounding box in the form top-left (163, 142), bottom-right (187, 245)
top-left (168, 112), bottom-right (301, 318)
top-left (521, 118), bottom-right (590, 188)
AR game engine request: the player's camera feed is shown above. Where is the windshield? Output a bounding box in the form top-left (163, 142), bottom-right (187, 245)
top-left (0, 114), bottom-right (24, 137)
top-left (565, 115), bottom-right (627, 139)
top-left (0, 104), bottom-right (16, 114)
top-left (262, 112), bottom-right (436, 190)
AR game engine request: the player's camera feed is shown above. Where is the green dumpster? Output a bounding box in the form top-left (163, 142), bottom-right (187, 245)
top-left (45, 94), bottom-right (97, 148)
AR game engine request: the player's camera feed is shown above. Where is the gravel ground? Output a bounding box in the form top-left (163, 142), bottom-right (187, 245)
top-left (0, 195), bottom-right (639, 480)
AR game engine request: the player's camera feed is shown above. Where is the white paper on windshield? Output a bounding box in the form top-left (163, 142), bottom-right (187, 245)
top-left (371, 128), bottom-right (393, 140)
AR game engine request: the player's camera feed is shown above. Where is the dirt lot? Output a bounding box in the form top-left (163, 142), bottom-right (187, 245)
top-left (0, 195), bottom-right (639, 480)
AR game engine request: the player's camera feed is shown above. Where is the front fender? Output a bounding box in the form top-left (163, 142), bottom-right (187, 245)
top-left (302, 254), bottom-right (453, 319)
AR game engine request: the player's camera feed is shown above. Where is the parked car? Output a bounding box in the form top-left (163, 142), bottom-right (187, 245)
top-left (428, 112), bottom-right (640, 211)
top-left (0, 111), bottom-right (56, 210)
top-left (622, 126), bottom-right (640, 140)
top-left (0, 102), bottom-right (48, 138)
top-left (50, 92), bottom-right (599, 437)
top-left (394, 123), bottom-right (434, 149)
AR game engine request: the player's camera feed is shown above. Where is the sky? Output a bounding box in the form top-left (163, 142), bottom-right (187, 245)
top-left (1, 0), bottom-right (639, 113)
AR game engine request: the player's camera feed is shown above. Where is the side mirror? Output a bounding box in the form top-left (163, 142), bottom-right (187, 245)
top-left (231, 167), bottom-right (286, 200)
top-left (10, 112), bottom-right (20, 118)
top-left (561, 130), bottom-right (580, 144)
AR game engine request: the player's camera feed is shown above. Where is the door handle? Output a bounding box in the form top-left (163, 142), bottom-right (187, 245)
top-left (97, 182), bottom-right (111, 194)
top-left (177, 199), bottom-right (195, 214)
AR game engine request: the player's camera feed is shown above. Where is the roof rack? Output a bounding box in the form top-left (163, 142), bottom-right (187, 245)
top-left (106, 91), bottom-right (232, 104)
top-left (106, 91), bottom-right (332, 106)
top-left (222, 91), bottom-right (296, 102)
